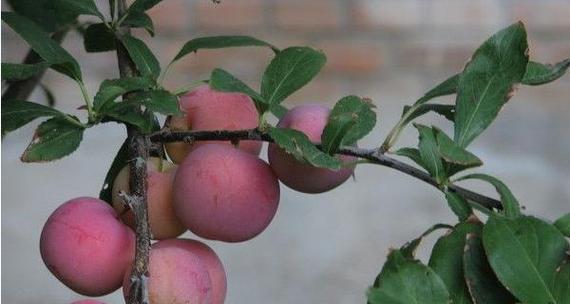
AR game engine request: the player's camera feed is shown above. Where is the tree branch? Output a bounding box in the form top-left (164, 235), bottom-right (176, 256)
top-left (149, 128), bottom-right (502, 211)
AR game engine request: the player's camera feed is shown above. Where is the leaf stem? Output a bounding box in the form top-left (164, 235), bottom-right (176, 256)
top-left (380, 103), bottom-right (420, 153)
top-left (78, 81), bottom-right (94, 122)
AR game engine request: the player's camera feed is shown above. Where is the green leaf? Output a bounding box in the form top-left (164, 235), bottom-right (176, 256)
top-left (209, 68), bottom-right (268, 113)
top-left (553, 259), bottom-right (570, 304)
top-left (444, 191), bottom-right (473, 221)
top-left (269, 104), bottom-right (288, 119)
top-left (123, 11), bottom-right (154, 36)
top-left (99, 139), bottom-right (129, 204)
top-left (522, 59), bottom-right (570, 86)
top-left (554, 213), bottom-right (570, 237)
top-left (94, 76), bottom-right (155, 111)
top-left (434, 128), bottom-right (482, 176)
top-left (402, 104), bottom-right (455, 124)
top-left (463, 233), bottom-right (517, 304)
top-left (454, 22), bottom-right (529, 147)
top-left (40, 83), bottom-right (56, 107)
top-left (120, 34), bottom-right (160, 79)
top-left (428, 221), bottom-right (482, 304)
top-left (53, 0), bottom-right (105, 21)
top-left (415, 74), bottom-right (459, 106)
top-left (21, 117), bottom-right (84, 162)
top-left (400, 223), bottom-right (453, 259)
top-left (2, 100), bottom-right (64, 136)
top-left (129, 0), bottom-right (162, 13)
top-left (261, 47), bottom-right (326, 106)
top-left (483, 215), bottom-right (569, 304)
top-left (103, 103), bottom-right (155, 133)
top-left (456, 173), bottom-right (520, 218)
top-left (6, 0), bottom-right (65, 32)
top-left (172, 35), bottom-right (279, 63)
top-left (415, 124), bottom-right (446, 184)
top-left (321, 96), bottom-right (376, 154)
top-left (132, 90), bottom-right (181, 115)
top-left (1, 62), bottom-right (50, 81)
top-left (2, 12), bottom-right (82, 81)
top-left (368, 250), bottom-right (450, 304)
top-left (84, 23), bottom-right (116, 53)
top-left (394, 147), bottom-right (425, 169)
top-left (268, 127), bottom-right (341, 170)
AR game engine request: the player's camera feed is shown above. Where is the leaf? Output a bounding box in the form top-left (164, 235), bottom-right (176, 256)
top-left (456, 173), bottom-right (520, 218)
top-left (94, 76), bottom-right (155, 111)
top-left (553, 259), bottom-right (570, 304)
top-left (21, 117), bottom-right (84, 162)
top-left (270, 104), bottom-right (288, 119)
top-left (394, 147), bottom-right (425, 169)
top-left (84, 23), bottom-right (116, 53)
top-left (99, 139), bottom-right (129, 204)
top-left (415, 124), bottom-right (446, 184)
top-left (434, 128), bottom-right (482, 176)
top-left (2, 100), bottom-right (64, 136)
top-left (454, 22), bottom-right (529, 147)
top-left (6, 0), bottom-right (66, 32)
top-left (268, 127), bottom-right (341, 170)
top-left (444, 191), bottom-right (473, 221)
top-left (261, 47), bottom-right (326, 106)
top-left (402, 104), bottom-right (455, 124)
top-left (120, 34), bottom-right (160, 79)
top-left (132, 89), bottom-right (181, 115)
top-left (522, 59), bottom-right (570, 86)
top-left (123, 11), bottom-right (154, 36)
top-left (209, 68), bottom-right (268, 113)
top-left (103, 102), bottom-right (155, 133)
top-left (400, 223), bottom-right (453, 259)
top-left (321, 96), bottom-right (376, 154)
top-left (53, 0), bottom-right (105, 21)
top-left (129, 0), bottom-right (162, 13)
top-left (463, 234), bottom-right (517, 304)
top-left (39, 83), bottom-right (56, 107)
top-left (428, 221), bottom-right (482, 304)
top-left (2, 12), bottom-right (82, 81)
top-left (415, 74), bottom-right (459, 106)
top-left (483, 215), bottom-right (569, 304)
top-left (1, 62), bottom-right (50, 81)
top-left (368, 250), bottom-right (450, 304)
top-left (554, 213), bottom-right (570, 237)
top-left (172, 35), bottom-right (279, 63)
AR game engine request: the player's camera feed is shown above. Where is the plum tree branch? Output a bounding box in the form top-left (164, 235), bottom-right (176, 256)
top-left (149, 128), bottom-right (502, 211)
top-left (114, 1), bottom-right (151, 303)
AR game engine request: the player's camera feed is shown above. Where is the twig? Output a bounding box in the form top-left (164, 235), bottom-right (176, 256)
top-left (149, 128), bottom-right (502, 211)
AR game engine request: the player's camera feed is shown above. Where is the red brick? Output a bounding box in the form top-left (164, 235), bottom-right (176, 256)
top-left (429, 0), bottom-right (501, 27)
top-left (511, 1), bottom-right (570, 29)
top-left (282, 79), bottom-right (346, 106)
top-left (351, 0), bottom-right (423, 30)
top-left (191, 0), bottom-right (265, 30)
top-left (315, 40), bottom-right (384, 75)
top-left (273, 0), bottom-right (342, 31)
top-left (146, 0), bottom-right (191, 33)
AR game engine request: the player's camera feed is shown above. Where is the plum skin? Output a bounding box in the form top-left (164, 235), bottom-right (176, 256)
top-left (112, 157), bottom-right (185, 240)
top-left (40, 197), bottom-right (135, 296)
top-left (268, 104), bottom-right (355, 193)
top-left (173, 144), bottom-right (280, 242)
top-left (166, 85), bottom-right (261, 163)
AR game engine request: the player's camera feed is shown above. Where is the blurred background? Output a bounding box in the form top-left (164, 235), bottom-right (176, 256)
top-left (2, 0), bottom-right (569, 303)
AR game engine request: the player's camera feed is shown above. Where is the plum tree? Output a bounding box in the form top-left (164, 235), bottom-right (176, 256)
top-left (155, 239), bottom-right (227, 304)
top-left (268, 104), bottom-right (355, 193)
top-left (173, 144), bottom-right (280, 242)
top-left (165, 85), bottom-right (261, 163)
top-left (122, 239), bottom-right (213, 304)
top-left (40, 197), bottom-right (135, 296)
top-left (111, 157), bottom-right (185, 240)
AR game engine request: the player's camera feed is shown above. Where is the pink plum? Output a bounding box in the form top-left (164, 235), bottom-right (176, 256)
top-left (40, 197), bottom-right (135, 296)
top-left (173, 144), bottom-right (280, 242)
top-left (165, 85), bottom-right (261, 163)
top-left (112, 157), bottom-right (185, 240)
top-left (268, 104), bottom-right (355, 193)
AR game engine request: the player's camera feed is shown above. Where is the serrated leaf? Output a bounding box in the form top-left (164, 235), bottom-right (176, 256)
top-left (99, 139), bottom-right (129, 204)
top-left (120, 34), bottom-right (160, 79)
top-left (209, 68), bottom-right (268, 113)
top-left (402, 104), bottom-right (455, 124)
top-left (368, 250), bottom-right (450, 304)
top-left (456, 173), bottom-right (520, 218)
top-left (454, 22), bottom-right (529, 147)
top-left (444, 191), bottom-right (473, 221)
top-left (2, 100), bottom-right (64, 136)
top-left (415, 124), bottom-right (446, 184)
top-left (2, 12), bottom-right (82, 81)
top-left (270, 104), bottom-right (288, 119)
top-left (172, 35), bottom-right (279, 63)
top-left (21, 117), bottom-right (84, 162)
top-left (103, 102), bottom-right (155, 133)
top-left (522, 59), bottom-right (570, 86)
top-left (132, 89), bottom-right (181, 115)
top-left (434, 128), bottom-right (482, 176)
top-left (261, 47), bottom-right (326, 106)
top-left (53, 0), bottom-right (105, 21)
top-left (1, 62), bottom-right (50, 81)
top-left (84, 23), bottom-right (116, 53)
top-left (428, 221), bottom-right (482, 304)
top-left (129, 0), bottom-right (162, 13)
top-left (123, 11), bottom-right (154, 36)
top-left (415, 74), bottom-right (459, 106)
top-left (394, 147), bottom-right (426, 169)
top-left (553, 259), bottom-right (570, 304)
top-left (321, 96), bottom-right (376, 154)
top-left (268, 127), bottom-right (341, 170)
top-left (483, 215), bottom-right (569, 304)
top-left (94, 76), bottom-right (155, 111)
top-left (463, 234), bottom-right (517, 304)
top-left (400, 223), bottom-right (452, 259)
top-left (554, 213), bottom-right (570, 237)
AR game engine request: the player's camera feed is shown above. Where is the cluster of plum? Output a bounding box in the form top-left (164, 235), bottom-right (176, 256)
top-left (40, 85), bottom-right (355, 303)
